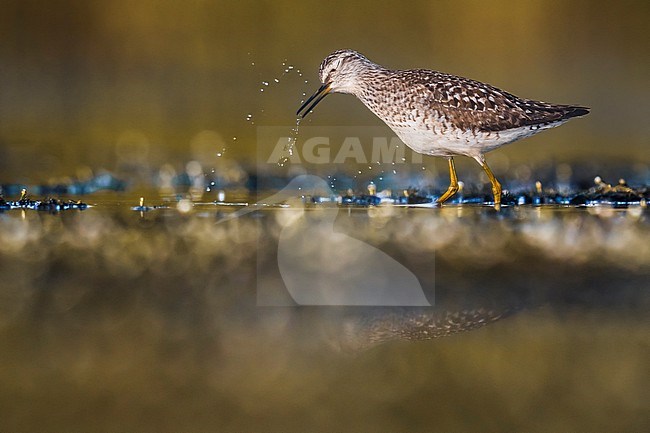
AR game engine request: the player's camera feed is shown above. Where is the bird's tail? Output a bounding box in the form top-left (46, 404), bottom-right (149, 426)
top-left (524, 102), bottom-right (590, 126)
top-left (561, 105), bottom-right (590, 120)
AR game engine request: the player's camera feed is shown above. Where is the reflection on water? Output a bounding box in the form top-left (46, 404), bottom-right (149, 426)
top-left (0, 199), bottom-right (648, 431)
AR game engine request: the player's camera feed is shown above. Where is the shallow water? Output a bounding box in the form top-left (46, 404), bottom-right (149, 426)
top-left (0, 193), bottom-right (648, 432)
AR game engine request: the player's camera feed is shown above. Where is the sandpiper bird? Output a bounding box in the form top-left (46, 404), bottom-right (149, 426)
top-left (297, 49), bottom-right (589, 208)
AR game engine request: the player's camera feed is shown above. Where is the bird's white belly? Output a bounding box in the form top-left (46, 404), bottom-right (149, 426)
top-left (387, 122), bottom-right (558, 158)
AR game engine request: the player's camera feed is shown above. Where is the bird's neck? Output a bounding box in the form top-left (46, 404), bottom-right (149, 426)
top-left (348, 62), bottom-right (389, 97)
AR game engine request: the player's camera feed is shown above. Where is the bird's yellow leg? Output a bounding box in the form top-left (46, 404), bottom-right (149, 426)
top-left (437, 157), bottom-right (459, 205)
top-left (476, 157), bottom-right (502, 209)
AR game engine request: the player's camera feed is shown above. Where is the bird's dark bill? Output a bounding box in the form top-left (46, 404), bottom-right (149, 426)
top-left (296, 83), bottom-right (331, 118)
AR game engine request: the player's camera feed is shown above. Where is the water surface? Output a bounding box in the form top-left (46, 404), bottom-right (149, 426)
top-left (1, 195), bottom-right (648, 432)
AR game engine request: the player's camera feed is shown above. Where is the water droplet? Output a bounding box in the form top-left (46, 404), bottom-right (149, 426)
top-left (278, 156), bottom-right (289, 167)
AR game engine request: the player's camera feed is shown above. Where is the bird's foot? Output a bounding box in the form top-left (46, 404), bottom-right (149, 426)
top-left (437, 185), bottom-right (459, 205)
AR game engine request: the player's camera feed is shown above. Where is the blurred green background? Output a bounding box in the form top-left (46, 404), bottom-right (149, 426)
top-left (1, 0), bottom-right (649, 183)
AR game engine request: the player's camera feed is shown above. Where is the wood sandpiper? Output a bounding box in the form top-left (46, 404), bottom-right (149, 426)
top-left (297, 49), bottom-right (589, 208)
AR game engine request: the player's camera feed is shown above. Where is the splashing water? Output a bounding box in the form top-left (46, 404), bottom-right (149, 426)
top-left (278, 117), bottom-right (302, 167)
top-left (245, 58), bottom-right (313, 167)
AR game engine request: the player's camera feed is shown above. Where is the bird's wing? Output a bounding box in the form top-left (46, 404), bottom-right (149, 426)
top-left (397, 69), bottom-right (588, 132)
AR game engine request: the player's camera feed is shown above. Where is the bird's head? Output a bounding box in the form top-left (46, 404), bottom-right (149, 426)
top-left (297, 49), bottom-right (375, 118)
top-left (318, 49), bottom-right (373, 93)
